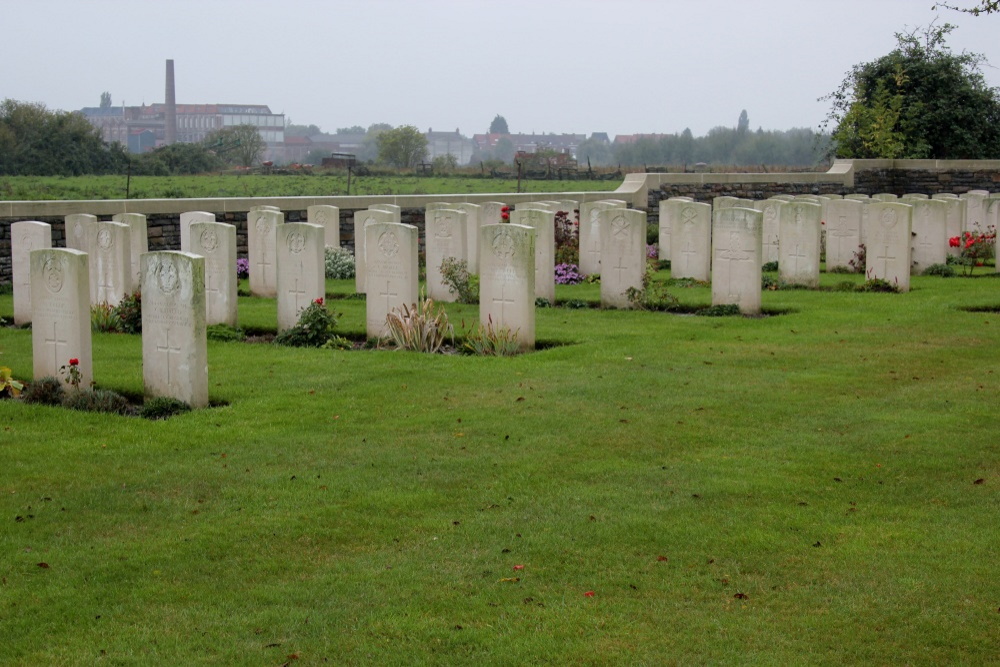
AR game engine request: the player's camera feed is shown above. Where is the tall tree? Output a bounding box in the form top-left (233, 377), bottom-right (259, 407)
top-left (203, 123), bottom-right (266, 166)
top-left (821, 23), bottom-right (1000, 159)
top-left (100, 91), bottom-right (112, 109)
top-left (489, 114), bottom-right (509, 134)
top-left (737, 109), bottom-right (750, 134)
top-left (376, 125), bottom-right (428, 168)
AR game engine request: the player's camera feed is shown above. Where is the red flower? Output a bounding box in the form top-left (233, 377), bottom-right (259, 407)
top-left (513, 564), bottom-right (525, 571)
top-left (584, 591), bottom-right (595, 597)
top-left (313, 298), bottom-right (324, 306)
top-left (949, 236), bottom-right (961, 248)
top-left (501, 212), bottom-right (510, 221)
top-left (500, 206), bottom-right (509, 213)
top-left (69, 358), bottom-right (79, 366)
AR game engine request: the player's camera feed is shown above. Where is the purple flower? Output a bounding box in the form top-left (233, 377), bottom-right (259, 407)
top-left (554, 263), bottom-right (585, 285)
top-left (646, 243), bottom-right (659, 259)
top-left (236, 257), bottom-right (250, 279)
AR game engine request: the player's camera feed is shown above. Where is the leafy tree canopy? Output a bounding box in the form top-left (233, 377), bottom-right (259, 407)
top-left (933, 0), bottom-right (1000, 15)
top-left (203, 124), bottom-right (266, 167)
top-left (489, 114), bottom-right (509, 134)
top-left (376, 125), bottom-right (428, 168)
top-left (821, 23), bottom-right (1000, 159)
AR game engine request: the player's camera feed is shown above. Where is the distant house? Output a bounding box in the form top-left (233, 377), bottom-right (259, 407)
top-left (589, 132), bottom-right (611, 144)
top-left (283, 135), bottom-right (313, 163)
top-left (473, 132), bottom-right (585, 158)
top-left (424, 129), bottom-right (474, 165)
top-left (613, 133), bottom-right (670, 145)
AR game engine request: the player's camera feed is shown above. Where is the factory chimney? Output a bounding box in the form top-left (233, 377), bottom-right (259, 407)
top-left (165, 59), bottom-right (177, 145)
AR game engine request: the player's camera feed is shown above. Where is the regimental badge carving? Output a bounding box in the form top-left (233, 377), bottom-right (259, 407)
top-left (20, 234), bottom-right (34, 251)
top-left (682, 206), bottom-right (697, 223)
top-left (288, 232), bottom-right (305, 254)
top-left (200, 228), bottom-right (219, 252)
top-left (314, 210), bottom-right (328, 225)
top-left (435, 214), bottom-right (453, 238)
top-left (589, 208), bottom-right (600, 224)
top-left (491, 228), bottom-right (516, 259)
top-left (764, 205), bottom-right (777, 221)
top-left (794, 206), bottom-right (803, 225)
top-left (254, 213), bottom-right (270, 235)
top-left (880, 208), bottom-right (898, 228)
top-left (97, 228), bottom-right (113, 250)
top-left (43, 255), bottom-right (64, 294)
top-left (156, 259), bottom-right (180, 295)
top-left (73, 221), bottom-right (85, 241)
top-left (611, 215), bottom-right (629, 239)
top-left (378, 231), bottom-right (400, 258)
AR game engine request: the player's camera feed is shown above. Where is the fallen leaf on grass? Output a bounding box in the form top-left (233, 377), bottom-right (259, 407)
top-left (515, 397), bottom-right (525, 402)
top-left (584, 591), bottom-right (595, 597)
top-left (36, 562), bottom-right (49, 569)
top-left (513, 565), bottom-right (525, 571)
top-left (974, 478), bottom-right (985, 485)
top-left (657, 556), bottom-right (668, 562)
top-left (734, 592), bottom-right (749, 600)
top-left (498, 577), bottom-right (520, 583)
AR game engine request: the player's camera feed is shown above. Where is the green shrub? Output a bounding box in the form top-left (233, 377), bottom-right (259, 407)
top-left (856, 278), bottom-right (900, 293)
top-left (384, 298), bottom-right (453, 353)
top-left (140, 397), bottom-right (191, 420)
top-left (115, 290), bottom-right (142, 334)
top-left (439, 258), bottom-right (479, 304)
top-left (828, 265), bottom-right (856, 274)
top-left (698, 304), bottom-right (741, 317)
top-left (21, 376), bottom-right (64, 406)
top-left (62, 388), bottom-right (135, 416)
top-left (320, 335), bottom-right (355, 350)
top-left (463, 318), bottom-right (522, 356)
top-left (923, 263), bottom-right (956, 277)
top-left (91, 302), bottom-right (122, 333)
top-left (762, 261), bottom-right (779, 272)
top-left (626, 265), bottom-right (680, 311)
top-left (275, 299), bottom-right (338, 348)
top-left (324, 246), bottom-right (356, 279)
top-left (564, 299), bottom-right (589, 309)
top-left (207, 324), bottom-right (245, 342)
top-left (535, 298), bottom-right (552, 308)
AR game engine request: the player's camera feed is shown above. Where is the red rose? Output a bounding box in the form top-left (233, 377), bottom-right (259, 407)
top-left (501, 212), bottom-right (510, 221)
top-left (949, 237), bottom-right (960, 248)
top-left (69, 358), bottom-right (79, 366)
top-left (501, 206), bottom-right (509, 213)
top-left (313, 298), bottom-right (324, 306)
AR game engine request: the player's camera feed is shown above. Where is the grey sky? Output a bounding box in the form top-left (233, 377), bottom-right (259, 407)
top-left (3, 0), bottom-right (998, 138)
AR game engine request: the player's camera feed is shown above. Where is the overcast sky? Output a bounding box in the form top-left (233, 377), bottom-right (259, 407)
top-left (3, 0), bottom-right (998, 138)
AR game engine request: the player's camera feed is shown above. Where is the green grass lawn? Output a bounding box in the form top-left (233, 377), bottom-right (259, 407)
top-left (1, 269), bottom-right (998, 664)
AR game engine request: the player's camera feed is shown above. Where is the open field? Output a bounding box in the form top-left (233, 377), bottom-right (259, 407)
top-left (0, 174), bottom-right (619, 202)
top-left (1, 269), bottom-right (998, 664)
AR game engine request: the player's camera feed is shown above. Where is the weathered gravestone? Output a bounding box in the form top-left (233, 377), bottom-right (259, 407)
top-left (658, 198), bottom-right (691, 261)
top-left (365, 222), bottom-right (419, 339)
top-left (669, 201), bottom-right (712, 281)
top-left (276, 223), bottom-right (325, 332)
top-left (11, 221), bottom-right (51, 325)
top-left (426, 208), bottom-right (468, 302)
top-left (179, 211), bottom-right (215, 253)
top-left (779, 202), bottom-right (821, 288)
top-left (479, 223), bottom-right (535, 350)
top-left (31, 248), bottom-right (92, 387)
top-left (369, 203), bottom-right (402, 222)
top-left (91, 221), bottom-right (132, 305)
top-left (865, 202), bottom-right (912, 291)
top-left (141, 251), bottom-right (208, 408)
top-left (824, 199), bottom-right (863, 271)
top-left (771, 195), bottom-right (795, 202)
top-left (844, 194), bottom-right (870, 201)
top-left (712, 207), bottom-right (763, 314)
top-left (248, 208), bottom-right (282, 297)
top-left (579, 200), bottom-right (626, 275)
top-left (453, 203), bottom-right (483, 273)
top-left (353, 208), bottom-right (395, 293)
top-left (713, 196), bottom-right (740, 210)
top-left (64, 214), bottom-right (97, 253)
top-left (510, 208), bottom-right (555, 303)
top-left (190, 221), bottom-right (238, 327)
top-left (932, 194), bottom-right (965, 259)
top-left (480, 201), bottom-right (508, 226)
top-left (910, 199), bottom-right (947, 273)
top-left (307, 205), bottom-right (341, 248)
top-left (112, 213), bottom-right (149, 287)
top-left (753, 199), bottom-right (783, 264)
top-left (961, 191), bottom-right (988, 233)
top-left (600, 208), bottom-right (646, 308)
top-left (873, 193), bottom-right (899, 202)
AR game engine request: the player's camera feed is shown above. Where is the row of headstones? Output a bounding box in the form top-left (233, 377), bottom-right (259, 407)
top-left (659, 191), bottom-right (1000, 290)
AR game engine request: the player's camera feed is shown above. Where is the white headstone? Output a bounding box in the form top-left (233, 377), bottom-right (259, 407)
top-left (844, 194), bottom-right (870, 201)
top-left (961, 191), bottom-right (988, 233)
top-left (369, 203), bottom-right (401, 222)
top-left (579, 201), bottom-right (625, 275)
top-left (713, 196), bottom-right (740, 210)
top-left (933, 195), bottom-right (965, 258)
top-left (248, 209), bottom-right (282, 297)
top-left (778, 202), bottom-right (822, 287)
top-left (426, 208), bottom-right (469, 302)
top-left (712, 207), bottom-right (763, 314)
top-left (865, 202), bottom-right (913, 291)
top-left (307, 205), bottom-right (341, 248)
top-left (510, 208), bottom-right (555, 303)
top-left (112, 212), bottom-right (148, 287)
top-left (353, 209), bottom-right (395, 293)
top-left (910, 199), bottom-right (948, 273)
top-left (64, 214), bottom-right (96, 253)
top-left (30, 248), bottom-right (92, 387)
top-left (453, 203), bottom-right (483, 273)
top-left (753, 199), bottom-right (784, 264)
top-left (91, 221), bottom-right (132, 305)
top-left (179, 211), bottom-right (215, 253)
top-left (481, 201), bottom-right (508, 226)
top-left (190, 221), bottom-right (238, 327)
top-left (141, 251), bottom-right (208, 408)
top-left (824, 199), bottom-right (863, 271)
top-left (669, 201), bottom-right (712, 281)
top-left (600, 208), bottom-right (646, 308)
top-left (657, 199), bottom-right (672, 261)
top-left (873, 193), bottom-right (899, 202)
top-left (276, 223), bottom-right (325, 332)
top-left (11, 221), bottom-right (52, 325)
top-left (479, 223), bottom-right (535, 350)
top-left (365, 222), bottom-right (419, 339)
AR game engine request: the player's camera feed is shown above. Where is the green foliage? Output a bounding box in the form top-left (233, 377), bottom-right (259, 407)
top-left (626, 266), bottom-right (680, 311)
top-left (91, 302), bottom-right (123, 333)
top-left (535, 297), bottom-right (552, 308)
top-left (21, 376), bottom-right (64, 406)
top-left (822, 23), bottom-right (1000, 159)
top-left (203, 123), bottom-right (266, 167)
top-left (376, 125), bottom-right (428, 168)
top-left (431, 154), bottom-right (458, 174)
top-left (206, 324), bottom-right (245, 342)
top-left (0, 365), bottom-right (24, 398)
top-left (0, 99), bottom-right (127, 176)
top-left (462, 318), bottom-right (522, 356)
top-left (324, 246), bottom-right (356, 279)
top-left (762, 261), bottom-right (779, 272)
top-left (115, 290), bottom-right (142, 334)
top-left (320, 335), bottom-right (355, 350)
top-left (274, 299), bottom-right (338, 348)
top-left (934, 0), bottom-right (1000, 16)
top-left (489, 114), bottom-right (509, 134)
top-left (61, 387), bottom-right (134, 415)
top-left (923, 263), bottom-right (956, 277)
top-left (139, 397), bottom-right (191, 420)
top-left (857, 277), bottom-right (900, 292)
top-left (439, 258), bottom-right (479, 304)
top-left (130, 143), bottom-right (226, 176)
top-left (612, 126), bottom-right (827, 167)
top-left (698, 303), bottom-right (742, 317)
top-left (563, 299), bottom-right (589, 309)
top-left (384, 298), bottom-right (453, 353)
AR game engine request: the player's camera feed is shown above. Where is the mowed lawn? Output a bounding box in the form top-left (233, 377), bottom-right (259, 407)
top-left (1, 269), bottom-right (998, 664)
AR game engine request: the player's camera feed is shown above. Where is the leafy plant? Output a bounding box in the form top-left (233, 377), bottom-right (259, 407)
top-left (698, 304), bottom-right (742, 317)
top-left (535, 298), bottom-right (552, 308)
top-left (762, 261), bottom-right (779, 272)
top-left (62, 388), bottom-right (134, 415)
top-left (949, 226), bottom-right (996, 275)
top-left (439, 257), bottom-right (479, 304)
top-left (91, 302), bottom-right (123, 333)
top-left (384, 297), bottom-right (453, 353)
top-left (554, 263), bottom-right (585, 285)
top-left (554, 209), bottom-right (580, 264)
top-left (626, 265), bottom-right (680, 311)
top-left (0, 366), bottom-right (24, 398)
top-left (21, 376), bottom-right (64, 405)
top-left (857, 277), bottom-right (900, 293)
top-left (275, 298), bottom-right (338, 348)
top-left (236, 257), bottom-right (250, 279)
top-left (463, 317), bottom-right (522, 356)
top-left (564, 299), bottom-right (589, 309)
top-left (849, 244), bottom-right (867, 274)
top-left (922, 263), bottom-right (956, 277)
top-left (140, 397), bottom-right (191, 420)
top-left (207, 324), bottom-right (245, 342)
top-left (115, 290), bottom-right (142, 334)
top-left (320, 335), bottom-right (355, 350)
top-left (324, 246), bottom-right (356, 279)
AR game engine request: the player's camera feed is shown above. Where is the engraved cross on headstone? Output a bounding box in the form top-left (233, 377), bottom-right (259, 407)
top-left (288, 277), bottom-right (306, 314)
top-left (788, 243), bottom-right (807, 273)
top-left (44, 321), bottom-right (68, 370)
top-left (156, 328), bottom-right (182, 385)
top-left (379, 280), bottom-right (398, 312)
top-left (492, 283), bottom-right (515, 322)
top-left (681, 238), bottom-right (697, 272)
top-left (876, 244), bottom-right (896, 276)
